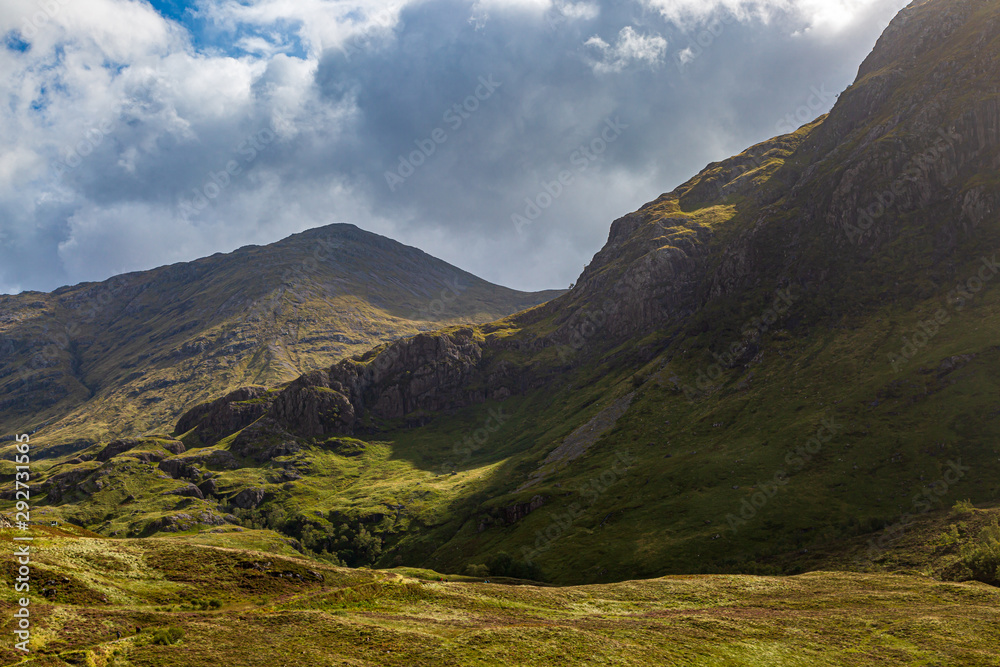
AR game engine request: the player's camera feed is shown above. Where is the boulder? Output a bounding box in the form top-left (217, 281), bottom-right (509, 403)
top-left (163, 483), bottom-right (204, 500)
top-left (231, 487), bottom-right (266, 510)
top-left (96, 439), bottom-right (141, 462)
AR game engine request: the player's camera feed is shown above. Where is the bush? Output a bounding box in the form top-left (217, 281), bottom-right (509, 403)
top-left (151, 627), bottom-right (184, 646)
top-left (961, 520), bottom-right (1000, 586)
top-left (485, 551), bottom-right (543, 581)
top-left (952, 499), bottom-right (975, 516)
top-left (938, 523), bottom-right (962, 547)
top-left (108, 650), bottom-right (133, 667)
top-left (463, 563), bottom-right (489, 578)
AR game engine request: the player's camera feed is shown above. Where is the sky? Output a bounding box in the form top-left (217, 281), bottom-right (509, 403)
top-left (0, 0), bottom-right (910, 295)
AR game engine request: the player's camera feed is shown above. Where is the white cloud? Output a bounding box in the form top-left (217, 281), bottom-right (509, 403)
top-left (586, 26), bottom-right (668, 73)
top-left (471, 0), bottom-right (550, 14)
top-left (644, 0), bottom-right (896, 32)
top-left (58, 202), bottom-right (195, 282)
top-left (558, 1), bottom-right (601, 21)
top-left (202, 0), bottom-right (410, 58)
top-left (0, 0), bottom-right (914, 296)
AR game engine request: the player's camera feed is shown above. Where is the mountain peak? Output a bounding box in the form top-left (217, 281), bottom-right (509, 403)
top-left (0, 226), bottom-right (562, 447)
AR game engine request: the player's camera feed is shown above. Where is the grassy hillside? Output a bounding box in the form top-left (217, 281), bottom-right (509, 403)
top-left (1, 526), bottom-right (998, 666)
top-left (31, 0), bottom-right (996, 585)
top-left (12, 267), bottom-right (1000, 585)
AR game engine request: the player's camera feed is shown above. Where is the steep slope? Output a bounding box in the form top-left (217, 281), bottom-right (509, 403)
top-left (14, 0), bottom-right (1000, 585)
top-left (0, 224), bottom-right (562, 450)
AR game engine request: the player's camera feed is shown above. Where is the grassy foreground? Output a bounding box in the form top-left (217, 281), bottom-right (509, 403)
top-left (1, 527), bottom-right (998, 666)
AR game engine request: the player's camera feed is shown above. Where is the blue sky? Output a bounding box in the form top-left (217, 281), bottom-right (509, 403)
top-left (147, 0), bottom-right (308, 58)
top-left (0, 0), bottom-right (909, 294)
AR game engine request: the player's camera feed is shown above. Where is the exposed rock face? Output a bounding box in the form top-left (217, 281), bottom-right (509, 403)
top-left (268, 374), bottom-right (355, 438)
top-left (564, 208), bottom-right (708, 340)
top-left (479, 495), bottom-right (547, 531)
top-left (231, 418), bottom-right (301, 461)
top-left (187, 449), bottom-right (240, 470)
top-left (158, 459), bottom-right (201, 481)
top-left (162, 441), bottom-right (186, 455)
top-left (175, 386), bottom-right (272, 445)
top-left (326, 328), bottom-right (492, 418)
top-left (96, 439), bottom-right (141, 462)
top-left (198, 478), bottom-right (219, 497)
top-left (163, 483), bottom-right (205, 500)
top-left (499, 495), bottom-right (546, 524)
top-left (231, 487), bottom-right (266, 510)
top-left (43, 468), bottom-right (95, 503)
top-left (124, 450), bottom-right (170, 464)
top-left (143, 512), bottom-right (227, 534)
top-left (89, 438), bottom-right (185, 464)
top-left (245, 328), bottom-right (508, 438)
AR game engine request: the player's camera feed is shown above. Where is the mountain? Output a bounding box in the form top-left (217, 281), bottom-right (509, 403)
top-left (0, 224), bottom-right (562, 450)
top-left (7, 0), bottom-right (1000, 592)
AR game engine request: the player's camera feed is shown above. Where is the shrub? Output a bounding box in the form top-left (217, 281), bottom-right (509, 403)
top-left (938, 524), bottom-right (962, 547)
top-left (952, 499), bottom-right (975, 516)
top-left (961, 520), bottom-right (1000, 586)
top-left (485, 551), bottom-right (543, 581)
top-left (108, 649), bottom-right (133, 667)
top-left (151, 627), bottom-right (184, 646)
top-left (463, 564), bottom-right (489, 578)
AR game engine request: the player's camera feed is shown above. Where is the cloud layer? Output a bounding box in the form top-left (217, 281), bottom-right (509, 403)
top-left (0, 0), bottom-right (909, 294)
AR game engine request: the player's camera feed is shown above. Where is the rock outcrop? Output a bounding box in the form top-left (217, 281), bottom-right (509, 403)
top-left (231, 487), bottom-right (267, 510)
top-left (175, 386), bottom-right (272, 445)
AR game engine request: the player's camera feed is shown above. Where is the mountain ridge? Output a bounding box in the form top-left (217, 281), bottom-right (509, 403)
top-left (5, 0), bottom-right (1000, 588)
top-left (0, 222), bottom-right (563, 449)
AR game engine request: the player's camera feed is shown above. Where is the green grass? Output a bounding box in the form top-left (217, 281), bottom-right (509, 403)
top-left (0, 529), bottom-right (998, 666)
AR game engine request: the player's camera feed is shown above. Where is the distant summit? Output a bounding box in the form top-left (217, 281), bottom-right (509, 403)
top-left (0, 223), bottom-right (562, 448)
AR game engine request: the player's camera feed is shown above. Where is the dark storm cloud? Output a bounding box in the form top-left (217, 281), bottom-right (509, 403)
top-left (0, 0), bottom-right (908, 294)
